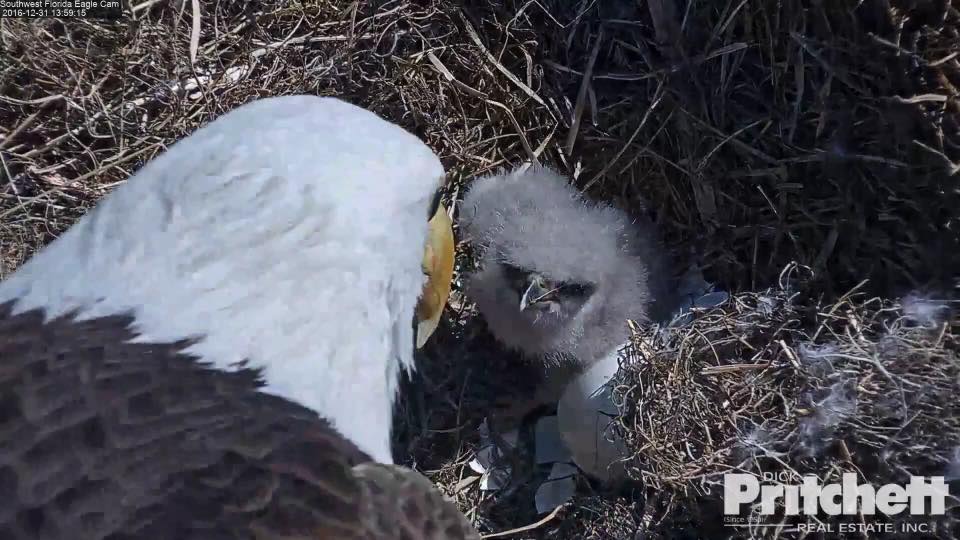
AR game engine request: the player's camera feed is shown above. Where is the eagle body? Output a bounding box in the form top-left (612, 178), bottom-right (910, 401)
top-left (0, 305), bottom-right (368, 538)
top-left (0, 97), bottom-right (475, 538)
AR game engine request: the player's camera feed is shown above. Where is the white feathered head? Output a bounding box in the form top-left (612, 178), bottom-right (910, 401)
top-left (0, 96), bottom-right (456, 463)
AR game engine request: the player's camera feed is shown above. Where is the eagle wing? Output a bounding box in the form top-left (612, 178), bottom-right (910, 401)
top-left (0, 304), bottom-right (476, 540)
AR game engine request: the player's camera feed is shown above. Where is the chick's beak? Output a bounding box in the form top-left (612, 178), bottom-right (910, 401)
top-left (519, 274), bottom-right (551, 312)
top-left (415, 202), bottom-right (455, 348)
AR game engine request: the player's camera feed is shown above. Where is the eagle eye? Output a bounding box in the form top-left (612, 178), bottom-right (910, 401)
top-left (561, 282), bottom-right (595, 298)
top-left (499, 263), bottom-right (532, 296)
top-left (561, 283), bottom-right (594, 297)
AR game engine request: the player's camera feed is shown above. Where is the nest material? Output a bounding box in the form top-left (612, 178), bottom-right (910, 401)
top-left (616, 264), bottom-right (960, 537)
top-left (1, 0), bottom-right (957, 291)
top-left (2, 0), bottom-right (959, 538)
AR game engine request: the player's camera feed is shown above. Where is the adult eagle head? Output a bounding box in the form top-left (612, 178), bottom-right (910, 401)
top-left (0, 96), bottom-right (473, 539)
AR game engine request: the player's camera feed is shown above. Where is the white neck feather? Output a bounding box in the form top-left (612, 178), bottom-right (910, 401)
top-left (0, 96), bottom-right (444, 463)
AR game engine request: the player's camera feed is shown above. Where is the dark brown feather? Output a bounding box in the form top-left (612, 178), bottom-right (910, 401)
top-left (0, 302), bottom-right (477, 540)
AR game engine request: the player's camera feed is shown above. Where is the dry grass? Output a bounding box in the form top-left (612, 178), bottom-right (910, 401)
top-left (1, 0), bottom-right (958, 538)
top-left (616, 264), bottom-right (959, 537)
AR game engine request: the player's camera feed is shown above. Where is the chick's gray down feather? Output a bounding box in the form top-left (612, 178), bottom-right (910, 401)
top-left (460, 167), bottom-right (673, 368)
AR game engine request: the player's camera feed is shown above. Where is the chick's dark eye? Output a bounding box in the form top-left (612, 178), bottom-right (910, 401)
top-left (561, 282), bottom-right (594, 297)
top-left (427, 189), bottom-right (443, 220)
top-left (500, 263), bottom-right (531, 292)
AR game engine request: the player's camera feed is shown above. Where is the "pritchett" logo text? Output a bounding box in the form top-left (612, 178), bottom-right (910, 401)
top-left (724, 473), bottom-right (950, 516)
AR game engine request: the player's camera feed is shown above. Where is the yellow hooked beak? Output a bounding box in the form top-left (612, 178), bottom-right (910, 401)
top-left (415, 202), bottom-right (455, 348)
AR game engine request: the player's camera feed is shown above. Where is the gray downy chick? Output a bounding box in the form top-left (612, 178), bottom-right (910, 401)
top-left (460, 167), bottom-right (674, 419)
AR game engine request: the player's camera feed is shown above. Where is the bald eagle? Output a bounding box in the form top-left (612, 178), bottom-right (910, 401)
top-left (0, 96), bottom-right (475, 539)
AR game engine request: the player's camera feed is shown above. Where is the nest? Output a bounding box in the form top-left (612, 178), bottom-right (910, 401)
top-left (616, 264), bottom-right (960, 537)
top-left (1, 0), bottom-right (958, 289)
top-left (2, 0), bottom-right (959, 538)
